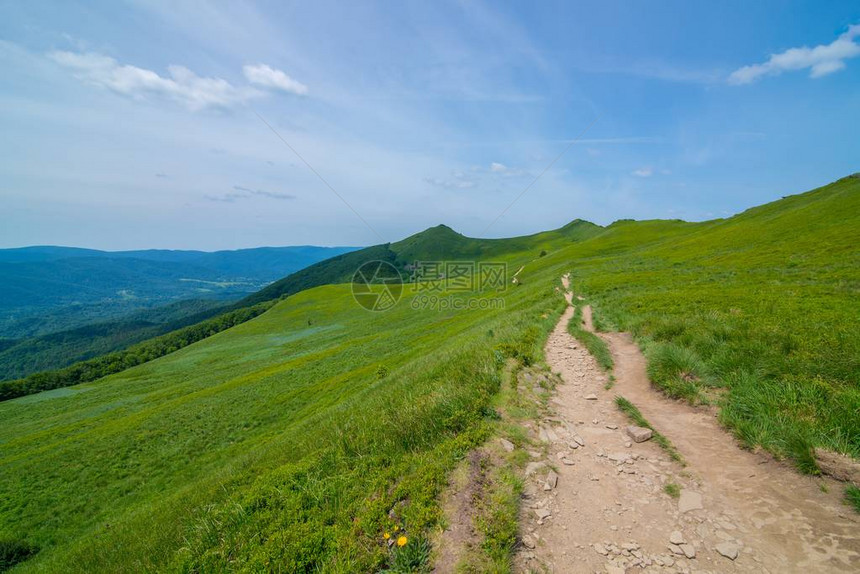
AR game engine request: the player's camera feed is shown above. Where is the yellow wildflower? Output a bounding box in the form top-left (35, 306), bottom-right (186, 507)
top-left (383, 532), bottom-right (390, 540)
top-left (393, 525), bottom-right (399, 532)
top-left (397, 536), bottom-right (408, 547)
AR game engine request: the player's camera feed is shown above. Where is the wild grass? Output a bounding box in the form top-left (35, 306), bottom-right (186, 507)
top-left (559, 177), bottom-right (860, 467)
top-left (567, 305), bottom-right (613, 372)
top-left (615, 396), bottom-right (684, 464)
top-left (473, 466), bottom-right (521, 573)
top-left (644, 341), bottom-right (707, 403)
top-left (0, 260), bottom-right (564, 571)
top-left (663, 483), bottom-right (681, 498)
top-left (1, 177), bottom-right (857, 569)
top-left (845, 485), bottom-right (860, 514)
top-left (0, 537), bottom-right (37, 571)
top-left (382, 536), bottom-right (431, 573)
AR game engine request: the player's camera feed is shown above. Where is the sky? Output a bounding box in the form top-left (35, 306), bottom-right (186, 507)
top-left (1, 0), bottom-right (858, 250)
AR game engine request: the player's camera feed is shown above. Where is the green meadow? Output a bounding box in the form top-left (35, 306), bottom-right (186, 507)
top-left (0, 176), bottom-right (858, 571)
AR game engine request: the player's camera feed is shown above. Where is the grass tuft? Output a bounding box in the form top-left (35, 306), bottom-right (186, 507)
top-left (615, 396), bottom-right (685, 465)
top-left (567, 306), bottom-right (614, 372)
top-left (0, 537), bottom-right (38, 571)
top-left (844, 485), bottom-right (860, 514)
top-left (663, 483), bottom-right (680, 498)
top-left (644, 342), bottom-right (706, 403)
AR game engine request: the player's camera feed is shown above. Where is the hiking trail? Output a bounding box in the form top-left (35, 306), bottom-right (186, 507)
top-left (514, 274), bottom-right (859, 573)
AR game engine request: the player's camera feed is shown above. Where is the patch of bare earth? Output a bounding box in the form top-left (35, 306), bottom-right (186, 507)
top-left (514, 276), bottom-right (859, 573)
top-left (434, 450), bottom-right (490, 573)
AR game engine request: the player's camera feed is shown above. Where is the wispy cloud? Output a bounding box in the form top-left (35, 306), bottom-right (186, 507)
top-left (205, 185), bottom-right (296, 202)
top-left (632, 167), bottom-right (653, 177)
top-left (243, 63), bottom-right (308, 95)
top-left (729, 24), bottom-right (860, 84)
top-left (424, 176), bottom-right (477, 190)
top-left (489, 162), bottom-right (527, 177)
top-left (48, 50), bottom-right (260, 110)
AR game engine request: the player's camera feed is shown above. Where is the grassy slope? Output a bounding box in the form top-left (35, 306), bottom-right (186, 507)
top-left (0, 299), bottom-right (229, 381)
top-left (0, 236), bottom-right (574, 572)
top-left (562, 176), bottom-right (860, 462)
top-left (0, 178), bottom-right (857, 570)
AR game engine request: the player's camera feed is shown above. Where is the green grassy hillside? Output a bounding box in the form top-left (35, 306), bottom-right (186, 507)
top-left (0, 177), bottom-right (857, 571)
top-left (0, 247), bottom-right (358, 383)
top-left (0, 299), bottom-right (229, 381)
top-left (559, 176), bottom-right (860, 464)
top-left (0, 250), bottom-right (565, 572)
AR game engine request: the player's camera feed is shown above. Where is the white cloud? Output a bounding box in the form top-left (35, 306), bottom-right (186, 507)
top-left (48, 50), bottom-right (259, 110)
top-left (729, 24), bottom-right (860, 84)
top-left (488, 162), bottom-right (526, 177)
top-left (424, 176), bottom-right (476, 189)
top-left (632, 167), bottom-right (653, 177)
top-left (243, 63), bottom-right (308, 95)
top-left (206, 185), bottom-right (296, 202)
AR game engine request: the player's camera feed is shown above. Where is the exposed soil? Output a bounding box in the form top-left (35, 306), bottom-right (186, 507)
top-left (433, 450), bottom-right (489, 573)
top-left (514, 276), bottom-right (859, 573)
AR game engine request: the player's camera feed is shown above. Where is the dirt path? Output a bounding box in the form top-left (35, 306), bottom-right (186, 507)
top-left (515, 276), bottom-right (859, 573)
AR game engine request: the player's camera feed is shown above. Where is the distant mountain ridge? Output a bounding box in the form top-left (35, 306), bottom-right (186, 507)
top-left (0, 244), bottom-right (359, 379)
top-left (0, 245), bottom-right (360, 339)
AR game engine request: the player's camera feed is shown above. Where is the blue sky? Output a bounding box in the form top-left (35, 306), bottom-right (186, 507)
top-left (1, 1), bottom-right (858, 250)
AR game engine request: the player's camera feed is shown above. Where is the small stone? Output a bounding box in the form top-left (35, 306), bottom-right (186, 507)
top-left (715, 541), bottom-right (739, 560)
top-left (573, 435), bottom-right (586, 447)
top-left (585, 394), bottom-right (598, 400)
top-left (525, 461), bottom-right (546, 476)
top-left (608, 452), bottom-right (631, 464)
top-left (668, 544), bottom-right (683, 555)
top-left (626, 425), bottom-right (653, 443)
top-left (499, 438), bottom-right (515, 452)
top-left (670, 531), bottom-right (685, 545)
top-left (594, 543), bottom-right (609, 556)
top-left (678, 490), bottom-right (704, 513)
top-left (522, 534), bottom-right (536, 549)
top-left (624, 441), bottom-right (632, 448)
top-left (680, 544), bottom-right (696, 559)
top-left (545, 470), bottom-right (559, 489)
top-left (605, 424), bottom-right (618, 430)
top-left (534, 508), bottom-right (551, 520)
top-left (561, 458), bottom-right (575, 465)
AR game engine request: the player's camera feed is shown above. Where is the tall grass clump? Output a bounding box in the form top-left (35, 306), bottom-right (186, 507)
top-left (0, 538), bottom-right (38, 571)
top-left (567, 305), bottom-right (613, 372)
top-left (615, 396), bottom-right (684, 464)
top-left (644, 341), bottom-right (707, 403)
top-left (845, 485), bottom-right (860, 514)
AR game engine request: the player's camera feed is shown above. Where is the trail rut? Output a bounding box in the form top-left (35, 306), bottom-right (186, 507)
top-left (515, 276), bottom-right (859, 573)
